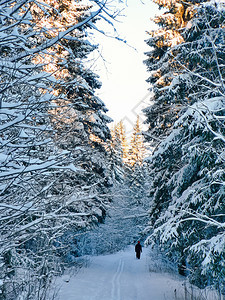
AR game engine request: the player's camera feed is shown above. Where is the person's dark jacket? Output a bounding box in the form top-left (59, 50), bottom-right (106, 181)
top-left (135, 243), bottom-right (142, 253)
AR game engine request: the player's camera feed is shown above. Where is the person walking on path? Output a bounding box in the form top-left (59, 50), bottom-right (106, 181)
top-left (135, 241), bottom-right (142, 259)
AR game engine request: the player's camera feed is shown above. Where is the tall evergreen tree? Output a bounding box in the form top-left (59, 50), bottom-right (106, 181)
top-left (110, 124), bottom-right (125, 182)
top-left (143, 0), bottom-right (204, 148)
top-left (128, 116), bottom-right (146, 167)
top-left (144, 0), bottom-right (225, 292)
top-left (125, 117), bottom-right (149, 206)
top-left (111, 120), bottom-right (129, 164)
top-left (31, 0), bottom-right (113, 196)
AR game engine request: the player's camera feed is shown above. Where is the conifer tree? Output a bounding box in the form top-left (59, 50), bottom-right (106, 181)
top-left (124, 117), bottom-right (148, 206)
top-left (111, 120), bottom-right (129, 164)
top-left (128, 116), bottom-right (146, 167)
top-left (144, 0), bottom-right (204, 147)
top-left (144, 0), bottom-right (225, 292)
top-left (110, 124), bottom-right (125, 182)
top-left (30, 0), bottom-right (113, 196)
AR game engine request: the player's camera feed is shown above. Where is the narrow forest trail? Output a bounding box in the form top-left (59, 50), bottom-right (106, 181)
top-left (55, 246), bottom-right (189, 300)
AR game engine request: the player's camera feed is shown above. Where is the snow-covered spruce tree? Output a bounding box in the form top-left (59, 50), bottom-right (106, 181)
top-left (125, 116), bottom-right (149, 206)
top-left (0, 0), bottom-right (119, 298)
top-left (111, 120), bottom-right (129, 164)
top-left (30, 0), bottom-right (116, 268)
top-left (143, 0), bottom-right (200, 148)
top-left (145, 106), bottom-right (225, 288)
top-left (110, 118), bottom-right (148, 204)
top-left (109, 123), bottom-right (126, 183)
top-left (144, 0), bottom-right (225, 292)
top-left (31, 0), bottom-right (114, 222)
top-left (127, 116), bottom-right (146, 167)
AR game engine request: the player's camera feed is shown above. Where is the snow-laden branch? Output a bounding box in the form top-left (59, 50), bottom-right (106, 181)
top-left (119, 213), bottom-right (148, 220)
top-left (0, 159), bottom-right (83, 179)
top-left (179, 209), bottom-right (225, 229)
top-left (10, 8), bottom-right (105, 62)
top-left (188, 103), bottom-right (225, 143)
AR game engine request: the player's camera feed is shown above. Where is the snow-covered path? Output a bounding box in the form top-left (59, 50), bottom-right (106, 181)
top-left (55, 246), bottom-right (187, 300)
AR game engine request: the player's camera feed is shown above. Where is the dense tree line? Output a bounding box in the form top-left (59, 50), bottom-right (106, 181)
top-left (77, 118), bottom-right (149, 256)
top-left (144, 0), bottom-right (225, 294)
top-left (0, 0), bottom-right (122, 299)
top-left (1, 0), bottom-right (224, 298)
top-left (111, 117), bottom-right (148, 206)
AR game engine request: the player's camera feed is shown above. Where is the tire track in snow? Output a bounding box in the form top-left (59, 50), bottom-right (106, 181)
top-left (111, 258), bottom-right (124, 300)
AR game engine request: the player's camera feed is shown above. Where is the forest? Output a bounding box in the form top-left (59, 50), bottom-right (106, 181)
top-left (0, 0), bottom-right (224, 299)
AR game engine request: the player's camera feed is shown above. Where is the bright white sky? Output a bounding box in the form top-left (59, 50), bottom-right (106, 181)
top-left (91, 0), bottom-right (159, 133)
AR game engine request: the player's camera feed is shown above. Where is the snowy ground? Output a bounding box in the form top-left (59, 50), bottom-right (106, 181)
top-left (53, 246), bottom-right (219, 300)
